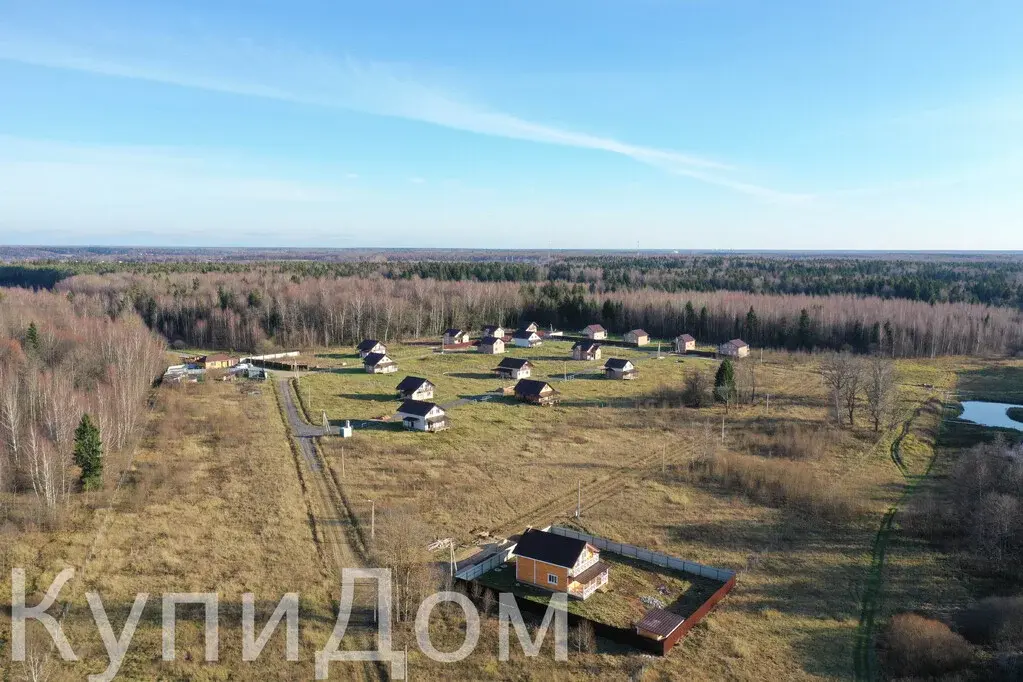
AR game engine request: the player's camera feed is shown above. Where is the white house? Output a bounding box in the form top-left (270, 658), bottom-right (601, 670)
top-left (443, 328), bottom-right (471, 345)
top-left (357, 339), bottom-right (386, 358)
top-left (604, 358), bottom-right (638, 380)
top-left (511, 329), bottom-right (543, 348)
top-left (495, 358), bottom-right (533, 380)
top-left (482, 325), bottom-right (506, 339)
top-left (363, 352), bottom-right (398, 374)
top-left (396, 376), bottom-right (435, 400)
top-left (396, 400), bottom-right (449, 432)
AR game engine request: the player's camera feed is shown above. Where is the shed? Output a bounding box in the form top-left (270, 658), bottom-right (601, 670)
top-left (636, 608), bottom-right (686, 641)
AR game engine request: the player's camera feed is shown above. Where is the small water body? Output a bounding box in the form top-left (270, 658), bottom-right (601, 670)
top-left (958, 401), bottom-right (1023, 432)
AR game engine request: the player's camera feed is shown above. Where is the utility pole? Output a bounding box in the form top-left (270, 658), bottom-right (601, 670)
top-left (341, 445), bottom-right (345, 478)
top-left (322, 410), bottom-right (329, 435)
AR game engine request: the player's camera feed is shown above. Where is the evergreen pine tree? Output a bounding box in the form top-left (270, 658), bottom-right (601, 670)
top-left (714, 360), bottom-right (736, 404)
top-left (26, 321), bottom-right (39, 350)
top-left (797, 308), bottom-right (813, 349)
top-left (73, 414), bottom-right (104, 491)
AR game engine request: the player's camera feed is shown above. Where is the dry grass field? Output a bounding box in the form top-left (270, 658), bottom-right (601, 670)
top-left (0, 380), bottom-right (336, 681)
top-left (286, 339), bottom-right (961, 680)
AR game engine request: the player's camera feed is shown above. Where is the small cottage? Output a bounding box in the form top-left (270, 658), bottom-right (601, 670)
top-left (199, 353), bottom-right (237, 370)
top-left (718, 339), bottom-right (750, 358)
top-left (572, 341), bottom-right (602, 361)
top-left (511, 329), bottom-right (543, 348)
top-left (513, 379), bottom-right (559, 405)
top-left (443, 329), bottom-right (471, 345)
top-left (581, 324), bottom-right (607, 340)
top-left (357, 339), bottom-right (386, 358)
top-left (675, 334), bottom-right (696, 353)
top-left (395, 400), bottom-right (448, 432)
top-left (482, 325), bottom-right (506, 339)
top-left (395, 376), bottom-right (435, 401)
top-left (363, 352), bottom-right (398, 374)
top-left (495, 358), bottom-right (533, 380)
top-left (624, 329), bottom-right (650, 346)
top-left (523, 322), bottom-right (541, 333)
top-left (477, 335), bottom-right (506, 355)
top-left (513, 528), bottom-right (609, 600)
top-left (604, 358), bottom-right (638, 380)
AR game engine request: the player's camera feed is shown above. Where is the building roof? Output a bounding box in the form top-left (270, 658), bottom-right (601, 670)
top-left (396, 376), bottom-right (432, 393)
top-left (363, 352), bottom-right (393, 366)
top-left (513, 528), bottom-right (589, 568)
top-left (513, 378), bottom-right (554, 396)
top-left (573, 560), bottom-right (610, 585)
top-left (582, 324), bottom-right (606, 333)
top-left (635, 608), bottom-right (686, 638)
top-left (203, 353), bottom-right (232, 362)
top-left (723, 338), bottom-right (749, 348)
top-left (572, 341), bottom-right (600, 351)
top-left (357, 339), bottom-right (382, 351)
top-left (479, 335), bottom-right (503, 345)
top-left (482, 324), bottom-right (504, 332)
top-left (396, 399), bottom-right (443, 418)
top-left (678, 334), bottom-right (696, 343)
top-left (444, 328), bottom-right (465, 336)
top-left (627, 329), bottom-right (649, 337)
top-left (511, 329), bottom-right (538, 339)
top-left (604, 358), bottom-right (634, 370)
top-left (497, 357), bottom-right (532, 370)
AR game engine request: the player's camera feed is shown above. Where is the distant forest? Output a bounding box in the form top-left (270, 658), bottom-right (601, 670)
top-left (3, 253), bottom-right (1023, 308)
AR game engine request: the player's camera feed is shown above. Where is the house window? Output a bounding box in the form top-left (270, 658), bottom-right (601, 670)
top-left (547, 573), bottom-right (558, 586)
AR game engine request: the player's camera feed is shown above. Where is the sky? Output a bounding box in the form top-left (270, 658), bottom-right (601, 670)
top-left (1, 0), bottom-right (1021, 249)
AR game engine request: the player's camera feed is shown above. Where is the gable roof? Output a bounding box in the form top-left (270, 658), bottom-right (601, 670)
top-left (582, 324), bottom-right (606, 333)
top-left (357, 339), bottom-right (382, 351)
top-left (363, 352), bottom-right (393, 366)
top-left (513, 528), bottom-right (589, 568)
top-left (479, 335), bottom-right (503, 345)
top-left (604, 358), bottom-right (634, 370)
top-left (396, 376), bottom-right (432, 392)
top-left (203, 353), bottom-right (232, 362)
top-left (396, 399), bottom-right (442, 418)
top-left (677, 334), bottom-right (696, 342)
top-left (627, 329), bottom-right (649, 337)
top-left (497, 358), bottom-right (532, 370)
top-left (482, 324), bottom-right (504, 333)
top-left (572, 341), bottom-right (600, 351)
top-left (723, 338), bottom-right (748, 348)
top-left (443, 328), bottom-right (465, 336)
top-left (513, 378), bottom-right (554, 396)
top-left (512, 328), bottom-right (539, 339)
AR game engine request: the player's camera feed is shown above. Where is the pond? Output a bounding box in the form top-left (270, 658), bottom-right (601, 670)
top-left (958, 401), bottom-right (1023, 432)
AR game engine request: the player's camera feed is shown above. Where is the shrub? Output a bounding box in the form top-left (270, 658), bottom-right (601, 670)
top-left (955, 596), bottom-right (1023, 648)
top-left (878, 613), bottom-right (973, 679)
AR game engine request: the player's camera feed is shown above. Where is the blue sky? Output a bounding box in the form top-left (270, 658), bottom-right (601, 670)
top-left (1, 0), bottom-right (1021, 249)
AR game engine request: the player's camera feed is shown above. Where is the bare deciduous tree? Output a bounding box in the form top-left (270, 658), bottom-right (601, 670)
top-left (819, 352), bottom-right (859, 426)
top-left (864, 356), bottom-right (897, 432)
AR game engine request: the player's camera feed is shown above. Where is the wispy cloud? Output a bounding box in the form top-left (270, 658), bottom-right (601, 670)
top-left (0, 22), bottom-right (805, 202)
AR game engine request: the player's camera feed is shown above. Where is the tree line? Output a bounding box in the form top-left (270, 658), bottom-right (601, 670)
top-left (52, 271), bottom-right (1023, 358)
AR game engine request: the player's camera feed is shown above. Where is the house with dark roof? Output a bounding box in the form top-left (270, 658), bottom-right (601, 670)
top-left (513, 378), bottom-right (559, 405)
top-left (363, 352), bottom-right (398, 374)
top-left (675, 334), bottom-right (696, 353)
top-left (572, 341), bottom-right (602, 361)
top-left (624, 329), bottom-right (650, 346)
top-left (477, 335), bottom-right (505, 355)
top-left (395, 400), bottom-right (448, 432)
top-left (581, 323), bottom-right (607, 340)
top-left (511, 329), bottom-right (542, 348)
top-left (356, 339), bottom-right (386, 358)
top-left (395, 376), bottom-right (434, 401)
top-left (513, 528), bottom-right (609, 600)
top-left (718, 338), bottom-right (750, 358)
top-left (494, 357), bottom-right (533, 380)
top-left (604, 358), bottom-right (638, 380)
top-left (481, 324), bottom-right (506, 339)
top-left (443, 328), bottom-right (471, 345)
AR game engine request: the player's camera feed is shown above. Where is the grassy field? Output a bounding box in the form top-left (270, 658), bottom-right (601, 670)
top-left (0, 380), bottom-right (336, 680)
top-left (284, 340), bottom-right (961, 680)
top-left (476, 553), bottom-right (724, 628)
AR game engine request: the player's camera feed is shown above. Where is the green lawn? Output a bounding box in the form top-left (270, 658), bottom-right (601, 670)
top-left (475, 551), bottom-right (725, 629)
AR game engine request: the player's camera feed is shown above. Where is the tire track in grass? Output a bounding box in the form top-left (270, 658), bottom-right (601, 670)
top-left (853, 397), bottom-right (943, 681)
